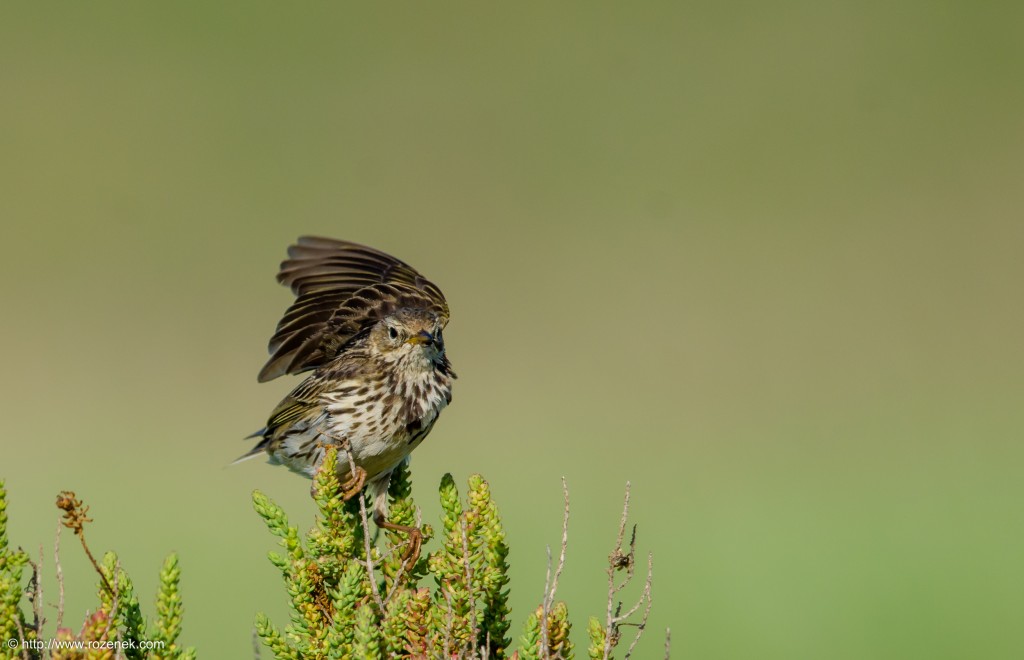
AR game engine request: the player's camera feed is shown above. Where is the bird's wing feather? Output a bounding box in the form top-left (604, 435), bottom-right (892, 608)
top-left (264, 380), bottom-right (323, 431)
top-left (259, 237), bottom-right (449, 382)
top-left (234, 374), bottom-right (327, 462)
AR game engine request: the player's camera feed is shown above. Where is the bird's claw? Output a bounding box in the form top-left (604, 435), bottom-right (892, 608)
top-left (340, 466), bottom-right (367, 501)
top-left (377, 518), bottom-right (423, 571)
top-left (401, 527), bottom-right (423, 569)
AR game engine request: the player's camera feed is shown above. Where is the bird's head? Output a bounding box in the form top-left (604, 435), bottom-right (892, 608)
top-left (369, 308), bottom-right (446, 369)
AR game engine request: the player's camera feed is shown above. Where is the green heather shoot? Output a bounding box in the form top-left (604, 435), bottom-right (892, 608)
top-left (253, 448), bottom-right (659, 660)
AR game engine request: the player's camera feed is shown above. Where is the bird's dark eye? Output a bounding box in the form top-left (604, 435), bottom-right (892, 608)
top-left (388, 326), bottom-right (398, 340)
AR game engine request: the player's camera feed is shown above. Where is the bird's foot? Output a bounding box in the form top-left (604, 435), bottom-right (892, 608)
top-left (375, 516), bottom-right (423, 570)
top-left (340, 465), bottom-right (367, 501)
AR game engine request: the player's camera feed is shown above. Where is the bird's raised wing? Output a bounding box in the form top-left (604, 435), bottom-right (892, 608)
top-left (258, 236), bottom-right (449, 382)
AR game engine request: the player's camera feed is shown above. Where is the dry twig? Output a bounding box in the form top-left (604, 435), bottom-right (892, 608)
top-left (14, 612), bottom-right (29, 660)
top-left (54, 523), bottom-right (65, 631)
top-left (601, 482), bottom-right (655, 659)
top-left (26, 546), bottom-right (44, 635)
top-left (340, 446), bottom-right (385, 613)
top-left (540, 478), bottom-right (570, 660)
top-left (621, 553), bottom-right (654, 659)
top-left (441, 583), bottom-right (455, 659)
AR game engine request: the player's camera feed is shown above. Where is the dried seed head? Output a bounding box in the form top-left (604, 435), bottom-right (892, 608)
top-left (56, 491), bottom-right (92, 535)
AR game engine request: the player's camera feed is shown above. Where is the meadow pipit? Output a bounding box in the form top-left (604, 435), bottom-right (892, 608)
top-left (241, 236), bottom-right (455, 562)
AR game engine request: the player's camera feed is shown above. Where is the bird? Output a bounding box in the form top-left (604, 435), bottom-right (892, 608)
top-left (241, 236), bottom-right (455, 563)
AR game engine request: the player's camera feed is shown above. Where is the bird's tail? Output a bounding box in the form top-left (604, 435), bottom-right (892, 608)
top-left (229, 429), bottom-right (269, 466)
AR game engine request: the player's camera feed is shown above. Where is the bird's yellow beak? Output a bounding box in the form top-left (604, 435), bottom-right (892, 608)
top-left (405, 331), bottom-right (434, 346)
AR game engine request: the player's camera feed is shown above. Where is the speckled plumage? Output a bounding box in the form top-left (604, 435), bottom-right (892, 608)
top-left (244, 237), bottom-right (455, 523)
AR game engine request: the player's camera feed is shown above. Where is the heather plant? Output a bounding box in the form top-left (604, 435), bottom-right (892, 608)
top-left (0, 452), bottom-right (660, 660)
top-left (0, 481), bottom-right (195, 660)
top-left (253, 449), bottom-right (659, 659)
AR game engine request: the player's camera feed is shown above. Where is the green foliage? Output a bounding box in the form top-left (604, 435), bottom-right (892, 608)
top-left (468, 475), bottom-right (512, 654)
top-left (255, 449), bottom-right (521, 659)
top-left (517, 609), bottom-right (542, 660)
top-left (587, 616), bottom-right (607, 660)
top-left (254, 450), bottom-right (656, 660)
top-left (351, 604), bottom-right (381, 659)
top-left (0, 480), bottom-right (197, 659)
top-left (0, 480), bottom-right (31, 651)
top-left (518, 603), bottom-right (574, 660)
top-left (1, 456), bottom-right (656, 659)
top-left (98, 551), bottom-right (147, 658)
top-left (153, 554), bottom-right (192, 660)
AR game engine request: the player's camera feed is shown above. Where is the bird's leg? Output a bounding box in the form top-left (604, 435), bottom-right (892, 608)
top-left (308, 431), bottom-right (367, 501)
top-left (369, 469), bottom-right (422, 567)
top-left (340, 465), bottom-right (368, 501)
top-left (373, 509), bottom-right (423, 568)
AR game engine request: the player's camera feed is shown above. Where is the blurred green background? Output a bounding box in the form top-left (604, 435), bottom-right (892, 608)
top-left (2, 2), bottom-right (1022, 658)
